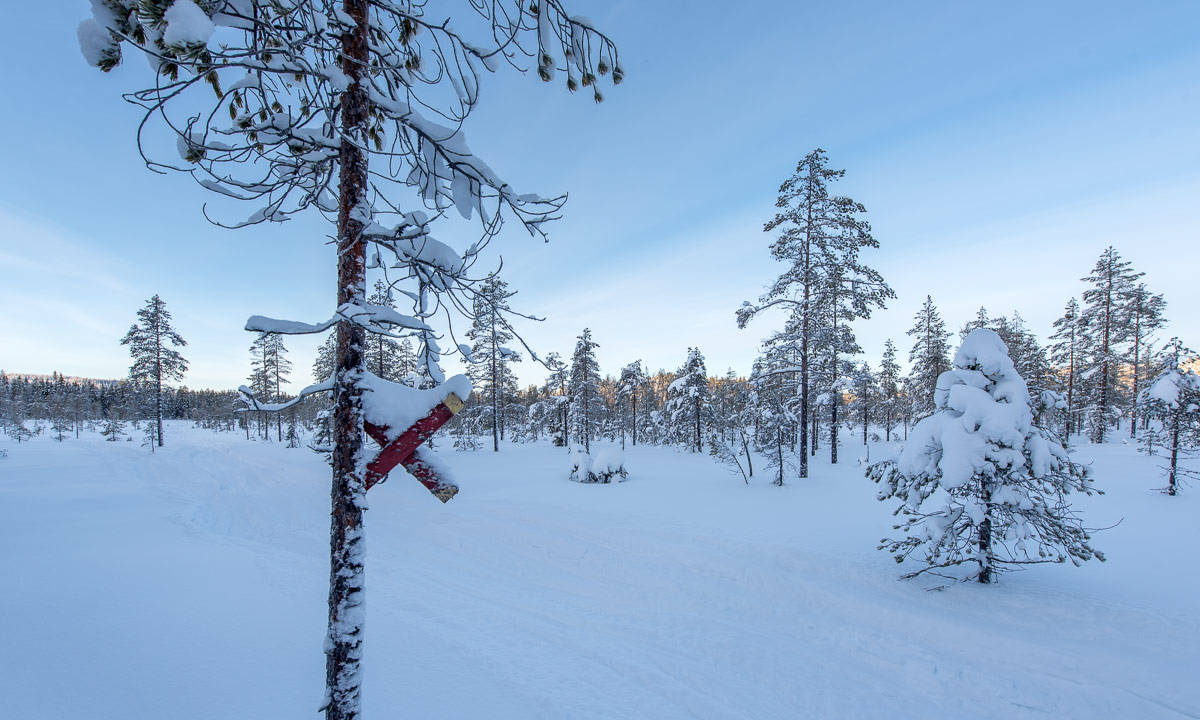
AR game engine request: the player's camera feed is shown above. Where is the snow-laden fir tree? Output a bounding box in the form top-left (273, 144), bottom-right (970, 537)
top-left (80, 2), bottom-right (621, 716)
top-left (746, 351), bottom-right (799, 485)
top-left (708, 372), bottom-right (756, 483)
top-left (1049, 298), bottom-right (1084, 439)
top-left (757, 383), bottom-right (798, 487)
top-left (121, 294), bottom-right (188, 448)
top-left (905, 295), bottom-right (951, 423)
top-left (1140, 338), bottom-right (1200, 496)
top-left (1078, 247), bottom-right (1143, 442)
top-left (540, 352), bottom-right (570, 447)
top-left (363, 280), bottom-right (407, 382)
top-left (709, 369), bottom-right (747, 447)
top-left (100, 403), bottom-right (126, 443)
top-left (869, 328), bottom-right (1104, 584)
top-left (466, 277), bottom-right (522, 452)
top-left (847, 361), bottom-right (878, 447)
top-left (666, 347), bottom-right (712, 453)
top-left (569, 329), bottom-right (602, 453)
top-left (617, 360), bottom-right (646, 449)
top-left (878, 339), bottom-right (902, 442)
top-left (1126, 283), bottom-right (1167, 438)
top-left (738, 148), bottom-right (892, 476)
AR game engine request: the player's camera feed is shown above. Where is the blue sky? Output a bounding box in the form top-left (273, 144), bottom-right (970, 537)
top-left (1, 1), bottom-right (1197, 390)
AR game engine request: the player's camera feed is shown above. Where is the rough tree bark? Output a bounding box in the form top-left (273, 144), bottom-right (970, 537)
top-left (324, 1), bottom-right (370, 717)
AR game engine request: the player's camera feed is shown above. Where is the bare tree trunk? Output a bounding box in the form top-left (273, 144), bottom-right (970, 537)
top-left (325, 2), bottom-right (370, 718)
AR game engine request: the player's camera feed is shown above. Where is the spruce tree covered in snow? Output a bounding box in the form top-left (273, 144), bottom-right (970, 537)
top-left (1140, 338), bottom-right (1200, 496)
top-left (1050, 298), bottom-right (1084, 439)
top-left (666, 347), bottom-right (712, 453)
top-left (847, 361), bottom-right (878, 446)
top-left (100, 401), bottom-right (126, 443)
top-left (1126, 283), bottom-right (1167, 438)
top-left (617, 360), bottom-right (646, 449)
top-left (569, 329), bottom-right (602, 453)
top-left (878, 339), bottom-right (902, 442)
top-left (869, 329), bottom-right (1104, 584)
top-left (120, 294), bottom-right (188, 448)
top-left (905, 295), bottom-right (951, 423)
top-left (1078, 247), bottom-right (1142, 443)
top-left (541, 352), bottom-right (570, 447)
top-left (363, 280), bottom-right (406, 382)
top-left (466, 277), bottom-right (522, 452)
top-left (80, 1), bottom-right (621, 716)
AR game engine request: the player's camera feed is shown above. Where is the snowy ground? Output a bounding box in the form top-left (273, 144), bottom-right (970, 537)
top-left (1, 425), bottom-right (1197, 719)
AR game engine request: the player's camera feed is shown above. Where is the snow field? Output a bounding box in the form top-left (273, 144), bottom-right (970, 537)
top-left (1, 425), bottom-right (1196, 719)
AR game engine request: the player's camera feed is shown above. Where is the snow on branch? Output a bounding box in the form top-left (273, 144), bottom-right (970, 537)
top-left (245, 304), bottom-right (432, 338)
top-left (245, 315), bottom-right (338, 335)
top-left (239, 378), bottom-right (335, 412)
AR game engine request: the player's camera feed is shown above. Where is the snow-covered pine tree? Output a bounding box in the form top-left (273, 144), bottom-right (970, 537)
top-left (878, 339), bottom-right (901, 442)
top-left (1050, 298), bottom-right (1084, 439)
top-left (120, 294), bottom-right (188, 448)
top-left (81, 2), bottom-right (621, 715)
top-left (466, 277), bottom-right (522, 452)
top-left (738, 148), bottom-right (892, 476)
top-left (958, 306), bottom-right (992, 339)
top-left (1126, 283), bottom-right (1167, 439)
top-left (1078, 247), bottom-right (1143, 443)
top-left (819, 227), bottom-right (893, 463)
top-left (709, 368), bottom-right (745, 447)
top-left (905, 295), bottom-right (951, 422)
top-left (869, 329), bottom-right (1104, 584)
top-left (617, 360), bottom-right (647, 449)
top-left (847, 361), bottom-right (878, 446)
top-left (100, 402), bottom-right (125, 443)
top-left (266, 333), bottom-right (292, 441)
top-left (541, 352), bottom-right (570, 447)
top-left (7, 395), bottom-right (34, 443)
top-left (569, 329), bottom-right (602, 453)
top-left (1140, 338), bottom-right (1200, 496)
top-left (666, 347), bottom-right (712, 453)
top-left (364, 280), bottom-right (406, 382)
top-left (309, 333), bottom-right (336, 452)
top-left (757, 384), bottom-right (797, 487)
top-left (247, 332), bottom-right (292, 440)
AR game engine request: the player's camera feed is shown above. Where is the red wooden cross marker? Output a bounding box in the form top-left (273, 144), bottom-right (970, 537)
top-left (364, 392), bottom-right (464, 502)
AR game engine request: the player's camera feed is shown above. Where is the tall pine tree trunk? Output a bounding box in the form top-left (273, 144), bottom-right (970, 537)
top-left (798, 209), bottom-right (811, 479)
top-left (155, 337), bottom-right (164, 447)
top-left (632, 394), bottom-right (637, 446)
top-left (325, 2), bottom-right (370, 717)
top-left (491, 340), bottom-right (499, 452)
top-left (1130, 311), bottom-right (1142, 440)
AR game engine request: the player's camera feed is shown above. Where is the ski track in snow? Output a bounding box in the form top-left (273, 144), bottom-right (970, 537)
top-left (1, 426), bottom-right (1197, 719)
